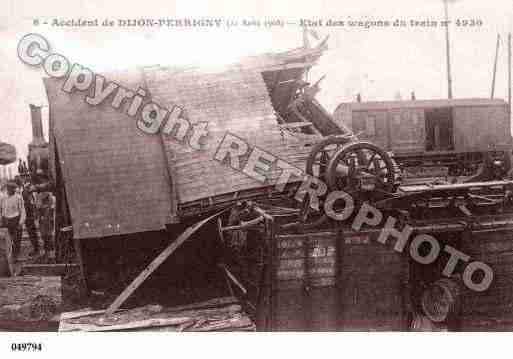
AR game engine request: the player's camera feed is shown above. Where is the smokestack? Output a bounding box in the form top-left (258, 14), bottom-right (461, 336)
top-left (29, 104), bottom-right (45, 146)
top-left (28, 104), bottom-right (50, 177)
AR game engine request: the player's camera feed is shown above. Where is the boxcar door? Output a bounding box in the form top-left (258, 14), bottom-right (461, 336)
top-left (425, 107), bottom-right (454, 151)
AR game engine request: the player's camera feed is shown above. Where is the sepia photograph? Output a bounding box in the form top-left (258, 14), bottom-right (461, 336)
top-left (1, 0), bottom-right (513, 356)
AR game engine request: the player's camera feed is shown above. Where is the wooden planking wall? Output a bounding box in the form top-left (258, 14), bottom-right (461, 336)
top-left (272, 230), bottom-right (408, 331)
top-left (453, 104), bottom-right (510, 151)
top-left (145, 66), bottom-right (316, 205)
top-left (460, 227), bottom-right (513, 330)
top-left (350, 108), bottom-right (426, 153)
top-left (351, 110), bottom-right (390, 150)
top-left (273, 232), bottom-right (338, 331)
top-left (44, 70), bottom-right (175, 239)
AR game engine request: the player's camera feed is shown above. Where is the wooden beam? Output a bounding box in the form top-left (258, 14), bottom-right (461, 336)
top-left (61, 296), bottom-right (253, 332)
top-left (250, 203), bottom-right (275, 222)
top-left (255, 61), bottom-right (316, 73)
top-left (72, 236), bottom-right (89, 297)
top-left (62, 304), bottom-right (246, 332)
top-left (20, 263), bottom-right (79, 277)
top-left (219, 264), bottom-right (247, 295)
top-left (279, 122), bottom-right (314, 129)
top-left (221, 216), bottom-right (264, 232)
top-left (105, 208), bottom-right (228, 316)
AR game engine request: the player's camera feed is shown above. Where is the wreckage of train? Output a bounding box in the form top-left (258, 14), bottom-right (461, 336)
top-left (39, 39), bottom-right (513, 331)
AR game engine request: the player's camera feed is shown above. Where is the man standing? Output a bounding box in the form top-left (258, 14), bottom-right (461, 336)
top-left (38, 190), bottom-right (55, 261)
top-left (21, 182), bottom-right (40, 257)
top-left (1, 182), bottom-right (25, 261)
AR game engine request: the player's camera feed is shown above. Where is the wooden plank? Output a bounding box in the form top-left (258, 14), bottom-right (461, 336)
top-left (460, 227), bottom-right (513, 329)
top-left (220, 264), bottom-right (248, 295)
top-left (20, 263), bottom-right (79, 277)
top-left (60, 296), bottom-right (254, 332)
top-left (279, 122), bottom-right (314, 129)
top-left (73, 236), bottom-right (89, 297)
top-left (105, 209), bottom-right (228, 315)
top-left (61, 304), bottom-right (244, 332)
top-left (62, 296), bottom-right (239, 321)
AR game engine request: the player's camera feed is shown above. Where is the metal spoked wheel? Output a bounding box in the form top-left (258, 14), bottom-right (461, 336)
top-left (306, 135), bottom-right (353, 180)
top-left (296, 136), bottom-right (354, 230)
top-left (326, 141), bottom-right (398, 198)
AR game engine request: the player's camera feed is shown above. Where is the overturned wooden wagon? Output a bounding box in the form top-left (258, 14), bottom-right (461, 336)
top-left (42, 41), bottom-right (338, 324)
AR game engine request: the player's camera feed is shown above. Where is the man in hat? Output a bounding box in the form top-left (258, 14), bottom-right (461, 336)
top-left (37, 189), bottom-right (55, 261)
top-left (0, 182), bottom-right (25, 260)
top-left (21, 181), bottom-right (40, 257)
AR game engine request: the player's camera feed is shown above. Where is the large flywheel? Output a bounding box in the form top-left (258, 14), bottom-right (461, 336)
top-left (305, 135), bottom-right (353, 180)
top-left (296, 135), bottom-right (354, 229)
top-left (296, 138), bottom-right (398, 229)
top-left (326, 141), bottom-right (399, 197)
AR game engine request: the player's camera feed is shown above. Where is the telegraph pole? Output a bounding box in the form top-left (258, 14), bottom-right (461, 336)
top-left (443, 0), bottom-right (453, 99)
top-left (491, 34), bottom-right (500, 99)
top-left (508, 33), bottom-right (511, 115)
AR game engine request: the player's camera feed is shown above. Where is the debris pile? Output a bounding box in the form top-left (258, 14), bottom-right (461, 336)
top-left (59, 296), bottom-right (255, 332)
top-left (0, 276), bottom-right (61, 322)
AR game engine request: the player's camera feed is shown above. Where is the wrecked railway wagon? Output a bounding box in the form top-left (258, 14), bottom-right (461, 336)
top-left (42, 43), bottom-right (333, 324)
top-left (43, 41), bottom-right (513, 331)
top-left (44, 43), bottom-right (334, 236)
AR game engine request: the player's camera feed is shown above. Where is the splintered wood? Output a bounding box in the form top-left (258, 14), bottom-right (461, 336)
top-left (0, 276), bottom-right (62, 321)
top-left (59, 296), bottom-right (255, 332)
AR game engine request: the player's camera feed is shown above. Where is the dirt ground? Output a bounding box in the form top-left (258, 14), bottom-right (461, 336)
top-left (0, 228), bottom-right (95, 314)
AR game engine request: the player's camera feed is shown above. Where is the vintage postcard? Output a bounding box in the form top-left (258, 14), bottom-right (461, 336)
top-left (0, 0), bottom-right (512, 356)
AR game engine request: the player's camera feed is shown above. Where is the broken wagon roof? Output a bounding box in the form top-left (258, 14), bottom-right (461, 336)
top-left (44, 68), bottom-right (176, 240)
top-left (44, 45), bottom-right (324, 239)
top-left (146, 66), bottom-right (316, 206)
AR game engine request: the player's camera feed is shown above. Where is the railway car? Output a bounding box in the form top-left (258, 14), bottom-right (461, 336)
top-left (333, 98), bottom-right (513, 178)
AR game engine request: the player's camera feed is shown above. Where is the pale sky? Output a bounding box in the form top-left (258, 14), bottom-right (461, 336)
top-left (1, 0), bottom-right (513, 171)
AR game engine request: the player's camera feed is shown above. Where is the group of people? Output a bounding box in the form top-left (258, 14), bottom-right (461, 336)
top-left (0, 176), bottom-right (55, 263)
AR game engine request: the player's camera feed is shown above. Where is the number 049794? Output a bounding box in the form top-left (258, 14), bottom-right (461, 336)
top-left (11, 343), bottom-right (43, 351)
